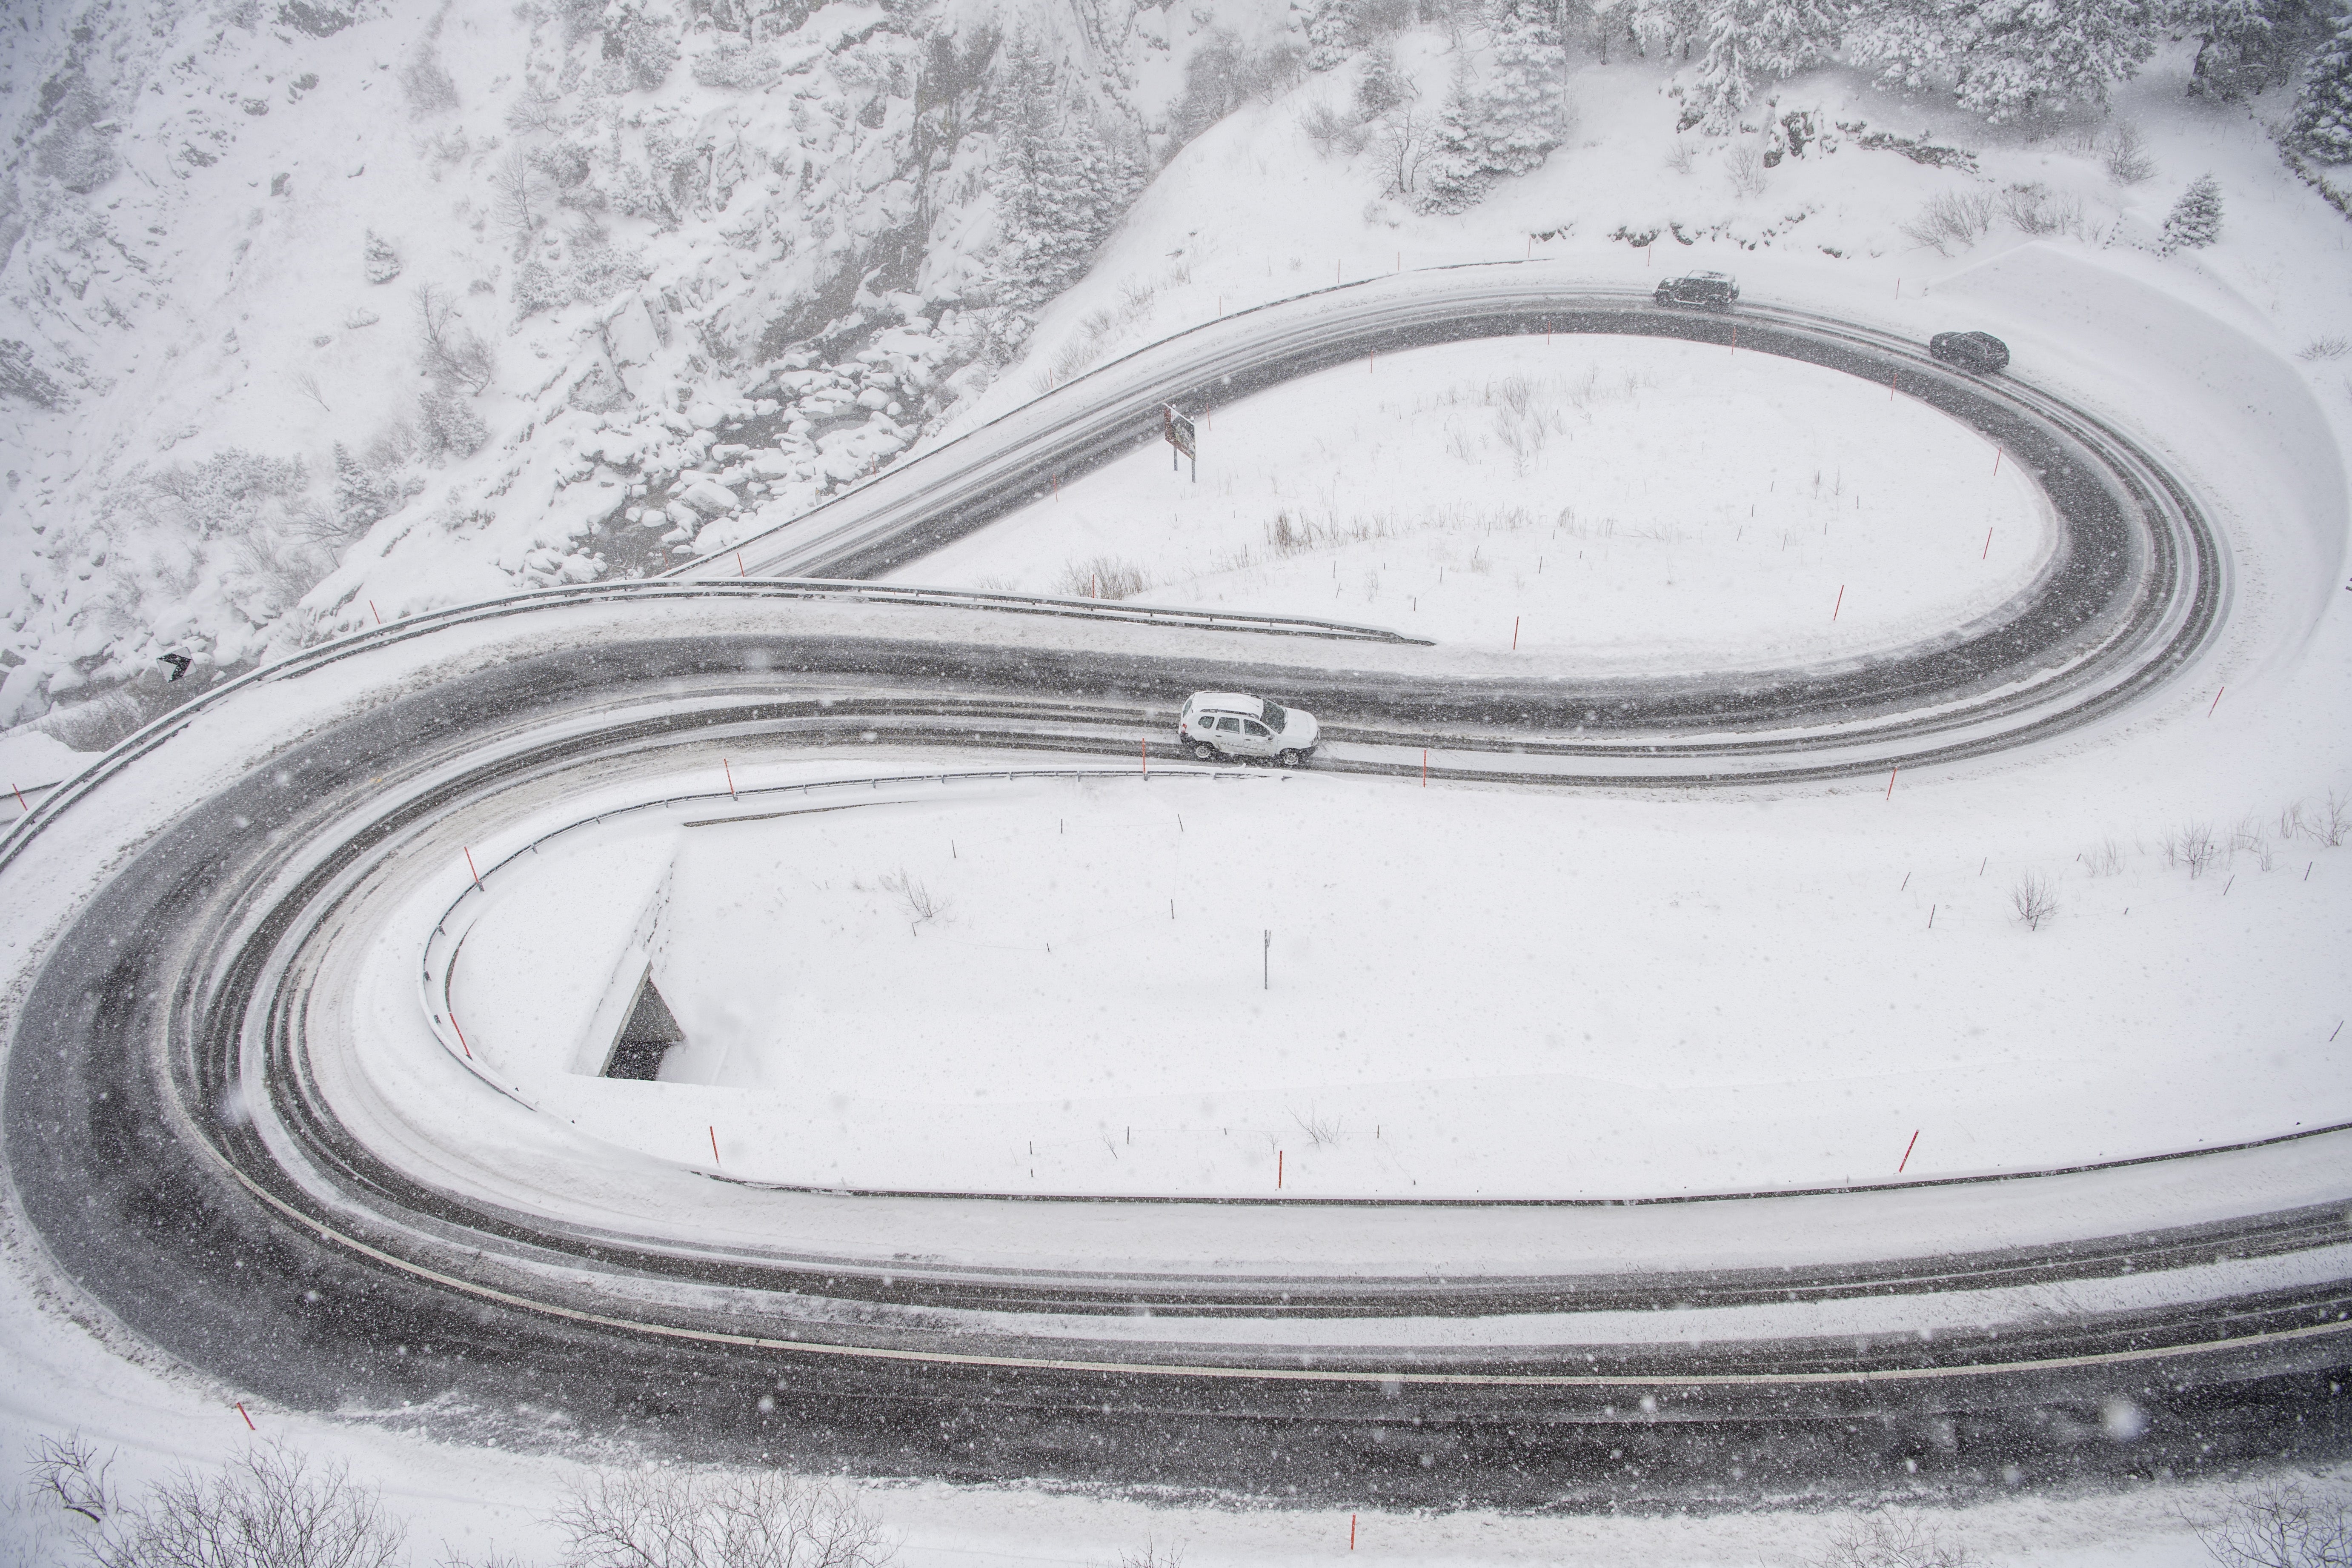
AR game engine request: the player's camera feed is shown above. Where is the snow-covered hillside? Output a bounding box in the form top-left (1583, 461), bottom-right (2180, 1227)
top-left (0, 0), bottom-right (1299, 737)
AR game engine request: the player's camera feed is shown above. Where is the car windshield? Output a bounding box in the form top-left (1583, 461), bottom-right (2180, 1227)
top-left (1259, 699), bottom-right (1287, 729)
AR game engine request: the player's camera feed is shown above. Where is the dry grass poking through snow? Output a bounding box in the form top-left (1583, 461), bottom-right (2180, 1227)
top-left (1054, 555), bottom-right (1153, 599)
top-left (1808, 1513), bottom-right (1971, 1568)
top-left (2064, 789), bottom-right (2351, 888)
top-left (2002, 788), bottom-right (2352, 935)
top-left (1038, 261), bottom-right (1194, 389)
top-left (878, 868), bottom-right (949, 928)
top-left (1415, 366), bottom-right (1657, 477)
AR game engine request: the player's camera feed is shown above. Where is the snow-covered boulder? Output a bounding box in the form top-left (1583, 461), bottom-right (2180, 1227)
top-left (675, 478), bottom-right (738, 517)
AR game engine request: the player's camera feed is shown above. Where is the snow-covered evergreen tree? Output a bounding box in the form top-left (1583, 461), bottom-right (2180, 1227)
top-left (363, 230), bottom-right (403, 286)
top-left (1305, 0), bottom-right (1362, 70)
top-left (1629, 0), bottom-right (1709, 58)
top-left (1850, 0), bottom-right (2157, 121)
top-left (2177, 0), bottom-right (2277, 95)
top-left (1481, 0), bottom-right (1569, 175)
top-left (1356, 44), bottom-right (1412, 116)
top-left (331, 445), bottom-right (391, 535)
top-left (2291, 6), bottom-right (2352, 160)
top-left (987, 30), bottom-right (1147, 311)
top-left (1415, 70), bottom-right (1493, 213)
top-left (2174, 0), bottom-right (2332, 98)
top-left (2161, 174), bottom-right (2224, 248)
top-left (1691, 0), bottom-right (1847, 132)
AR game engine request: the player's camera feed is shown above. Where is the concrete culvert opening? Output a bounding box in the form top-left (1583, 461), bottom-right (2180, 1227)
top-left (602, 972), bottom-right (686, 1080)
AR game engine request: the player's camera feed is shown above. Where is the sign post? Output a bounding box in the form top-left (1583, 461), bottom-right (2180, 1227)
top-left (1162, 403), bottom-right (1197, 483)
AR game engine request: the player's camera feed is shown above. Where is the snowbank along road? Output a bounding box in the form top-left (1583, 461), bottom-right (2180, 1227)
top-left (5, 267), bottom-right (2345, 1507)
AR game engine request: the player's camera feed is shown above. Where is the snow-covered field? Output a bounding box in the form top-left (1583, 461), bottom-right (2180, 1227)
top-left (453, 764), bottom-right (2350, 1198)
top-left (897, 334), bottom-right (2050, 666)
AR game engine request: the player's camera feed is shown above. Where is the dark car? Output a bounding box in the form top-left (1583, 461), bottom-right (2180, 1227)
top-left (1654, 271), bottom-right (1740, 311)
top-left (1929, 330), bottom-right (2010, 374)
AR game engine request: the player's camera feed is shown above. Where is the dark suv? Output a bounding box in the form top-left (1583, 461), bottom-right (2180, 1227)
top-left (1654, 271), bottom-right (1739, 312)
top-left (1929, 330), bottom-right (2010, 374)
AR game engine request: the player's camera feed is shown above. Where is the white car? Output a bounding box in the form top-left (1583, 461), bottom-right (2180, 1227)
top-left (1178, 691), bottom-right (1320, 766)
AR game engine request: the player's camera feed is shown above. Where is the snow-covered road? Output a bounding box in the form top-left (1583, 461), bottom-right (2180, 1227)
top-left (1, 266), bottom-right (2342, 1505)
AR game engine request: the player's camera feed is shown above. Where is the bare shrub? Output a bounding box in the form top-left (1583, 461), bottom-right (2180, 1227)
top-left (2164, 822), bottom-right (2221, 877)
top-left (1665, 140), bottom-right (1696, 174)
top-left (415, 285), bottom-right (497, 395)
top-left (505, 81), bottom-right (567, 134)
top-left (1290, 1107), bottom-right (1342, 1147)
top-left (2010, 872), bottom-right (2057, 931)
top-left (400, 45), bottom-right (459, 116)
top-left (231, 532), bottom-right (335, 616)
top-left (2103, 121), bottom-right (2156, 185)
top-left (2300, 337), bottom-right (2352, 362)
top-left (1810, 1513), bottom-right (1971, 1568)
top-left (1373, 111), bottom-right (1427, 195)
top-left (1055, 556), bottom-right (1150, 600)
top-left (2000, 182), bottom-right (2088, 237)
top-left (878, 869), bottom-right (947, 928)
top-left (1169, 29), bottom-right (1305, 145)
top-left (1039, 273), bottom-right (1167, 385)
top-left (140, 448), bottom-right (312, 542)
top-left (35, 689), bottom-right (152, 752)
top-left (87, 1445), bottom-right (404, 1568)
top-left (1899, 190), bottom-right (1996, 255)
top-left (1727, 143), bottom-right (1768, 196)
top-left (554, 1469), bottom-right (894, 1568)
top-left (489, 152), bottom-right (549, 256)
top-left (1266, 509), bottom-right (1316, 555)
top-left (2083, 838), bottom-right (2126, 876)
top-left (694, 40), bottom-right (783, 91)
top-left (24, 1431), bottom-right (116, 1524)
top-left (1299, 101), bottom-right (1367, 158)
top-left (2189, 1481), bottom-right (2352, 1568)
top-left (1116, 1542), bottom-right (1185, 1568)
top-left (2231, 815), bottom-right (2276, 872)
